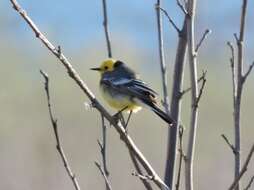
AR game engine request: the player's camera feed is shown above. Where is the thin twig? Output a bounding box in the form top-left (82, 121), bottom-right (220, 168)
top-left (228, 143), bottom-right (254, 190)
top-left (181, 71), bottom-right (207, 97)
top-left (195, 71), bottom-right (207, 107)
top-left (234, 33), bottom-right (239, 43)
top-left (242, 62), bottom-right (254, 83)
top-left (175, 125), bottom-right (185, 190)
top-left (40, 70), bottom-right (81, 190)
top-left (176, 0), bottom-right (188, 15)
top-left (102, 0), bottom-right (112, 58)
top-left (10, 1), bottom-right (168, 189)
top-left (99, 114), bottom-right (109, 176)
top-left (244, 176), bottom-right (254, 190)
top-left (129, 150), bottom-right (153, 190)
top-left (158, 6), bottom-right (180, 33)
top-left (95, 162), bottom-right (113, 190)
top-left (221, 134), bottom-right (237, 154)
top-left (195, 29), bottom-right (211, 53)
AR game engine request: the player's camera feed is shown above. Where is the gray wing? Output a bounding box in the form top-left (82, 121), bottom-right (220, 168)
top-left (101, 76), bottom-right (158, 103)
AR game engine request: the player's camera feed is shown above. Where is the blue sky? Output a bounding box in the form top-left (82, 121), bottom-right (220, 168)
top-left (2, 0), bottom-right (253, 50)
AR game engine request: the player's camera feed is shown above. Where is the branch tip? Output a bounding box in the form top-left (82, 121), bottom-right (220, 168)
top-left (195, 29), bottom-right (211, 53)
top-left (242, 61), bottom-right (254, 83)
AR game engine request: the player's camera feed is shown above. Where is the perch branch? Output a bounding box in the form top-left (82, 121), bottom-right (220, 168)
top-left (10, 1), bottom-right (168, 189)
top-left (40, 70), bottom-right (81, 190)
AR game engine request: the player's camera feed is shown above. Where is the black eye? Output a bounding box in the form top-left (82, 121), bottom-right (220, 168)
top-left (114, 61), bottom-right (123, 68)
top-left (104, 66), bottom-right (108, 70)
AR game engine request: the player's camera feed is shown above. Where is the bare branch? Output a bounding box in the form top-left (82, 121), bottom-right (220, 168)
top-left (155, 0), bottom-right (170, 121)
top-left (244, 176), bottom-right (254, 190)
top-left (242, 62), bottom-right (254, 83)
top-left (221, 134), bottom-right (237, 154)
top-left (157, 6), bottom-right (180, 33)
top-left (164, 16), bottom-right (187, 188)
top-left (229, 143), bottom-right (254, 190)
top-left (95, 162), bottom-right (113, 190)
top-left (102, 0), bottom-right (112, 58)
top-left (195, 29), bottom-right (211, 53)
top-left (40, 70), bottom-right (81, 190)
top-left (176, 0), bottom-right (188, 15)
top-left (11, 1), bottom-right (168, 189)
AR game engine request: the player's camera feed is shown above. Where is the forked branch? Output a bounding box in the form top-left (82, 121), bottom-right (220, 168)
top-left (228, 144), bottom-right (254, 190)
top-left (95, 161), bottom-right (113, 190)
top-left (158, 6), bottom-right (180, 33)
top-left (244, 176), bottom-right (254, 190)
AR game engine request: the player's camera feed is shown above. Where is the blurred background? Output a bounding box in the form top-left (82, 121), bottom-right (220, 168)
top-left (0, 0), bottom-right (254, 189)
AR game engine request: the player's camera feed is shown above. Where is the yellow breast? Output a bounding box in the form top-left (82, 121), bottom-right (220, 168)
top-left (100, 85), bottom-right (142, 113)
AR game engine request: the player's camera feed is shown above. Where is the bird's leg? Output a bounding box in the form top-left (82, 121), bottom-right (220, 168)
top-left (124, 110), bottom-right (133, 130)
top-left (112, 106), bottom-right (128, 125)
top-left (118, 112), bottom-right (125, 127)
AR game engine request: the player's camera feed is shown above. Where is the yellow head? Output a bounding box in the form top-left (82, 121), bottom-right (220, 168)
top-left (90, 59), bottom-right (116, 74)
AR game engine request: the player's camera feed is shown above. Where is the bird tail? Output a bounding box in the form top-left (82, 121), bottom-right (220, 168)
top-left (150, 104), bottom-right (175, 126)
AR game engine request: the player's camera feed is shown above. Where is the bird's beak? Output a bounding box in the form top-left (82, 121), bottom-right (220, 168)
top-left (90, 67), bottom-right (101, 71)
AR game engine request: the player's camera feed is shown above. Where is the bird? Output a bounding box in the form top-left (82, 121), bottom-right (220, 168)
top-left (90, 59), bottom-right (174, 127)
